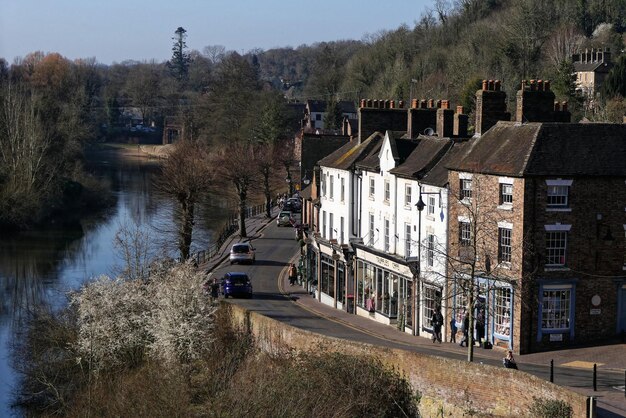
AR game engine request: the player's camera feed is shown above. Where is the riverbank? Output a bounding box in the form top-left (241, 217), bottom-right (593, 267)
top-left (83, 142), bottom-right (174, 163)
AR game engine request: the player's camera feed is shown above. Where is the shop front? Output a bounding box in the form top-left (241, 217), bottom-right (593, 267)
top-left (354, 245), bottom-right (414, 332)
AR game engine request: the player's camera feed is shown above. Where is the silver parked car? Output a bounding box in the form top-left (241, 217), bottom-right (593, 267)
top-left (276, 210), bottom-right (293, 227)
top-left (229, 242), bottom-right (256, 264)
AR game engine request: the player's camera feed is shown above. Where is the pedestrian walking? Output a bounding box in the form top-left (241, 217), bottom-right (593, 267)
top-left (288, 263), bottom-right (298, 286)
top-left (459, 312), bottom-right (470, 347)
top-left (431, 307), bottom-right (443, 343)
top-left (449, 316), bottom-right (457, 343)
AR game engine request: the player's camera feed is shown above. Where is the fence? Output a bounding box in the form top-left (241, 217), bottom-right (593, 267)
top-left (192, 203), bottom-right (270, 265)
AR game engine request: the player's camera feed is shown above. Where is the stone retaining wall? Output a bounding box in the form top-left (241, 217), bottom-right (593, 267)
top-left (229, 304), bottom-right (589, 417)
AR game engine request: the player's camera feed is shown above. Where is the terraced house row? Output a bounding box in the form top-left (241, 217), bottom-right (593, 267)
top-left (298, 80), bottom-right (626, 354)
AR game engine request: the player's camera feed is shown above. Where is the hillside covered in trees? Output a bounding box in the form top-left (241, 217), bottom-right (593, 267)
top-left (1, 0), bottom-right (626, 229)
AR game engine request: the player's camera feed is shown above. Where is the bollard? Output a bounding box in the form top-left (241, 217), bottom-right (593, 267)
top-left (550, 359), bottom-right (554, 383)
top-left (593, 363), bottom-right (597, 391)
top-left (624, 370), bottom-right (625, 398)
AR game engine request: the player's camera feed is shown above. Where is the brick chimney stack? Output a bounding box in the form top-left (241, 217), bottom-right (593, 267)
top-left (454, 106), bottom-right (469, 138)
top-left (358, 98), bottom-right (408, 142)
top-left (436, 100), bottom-right (454, 138)
top-left (516, 79), bottom-right (570, 122)
top-left (475, 79), bottom-right (510, 136)
top-left (408, 98), bottom-right (438, 138)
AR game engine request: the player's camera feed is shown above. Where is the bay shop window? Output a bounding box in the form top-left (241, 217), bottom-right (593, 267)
top-left (356, 260), bottom-right (410, 319)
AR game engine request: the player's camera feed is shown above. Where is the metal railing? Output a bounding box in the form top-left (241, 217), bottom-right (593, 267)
top-left (191, 203), bottom-right (272, 266)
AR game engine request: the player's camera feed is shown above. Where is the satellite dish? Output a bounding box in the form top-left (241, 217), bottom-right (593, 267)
top-left (423, 127), bottom-right (435, 136)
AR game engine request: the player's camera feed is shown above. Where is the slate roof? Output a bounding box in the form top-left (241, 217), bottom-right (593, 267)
top-left (390, 136), bottom-right (452, 180)
top-left (318, 132), bottom-right (384, 170)
top-left (449, 121), bottom-right (626, 177)
top-left (573, 61), bottom-right (612, 73)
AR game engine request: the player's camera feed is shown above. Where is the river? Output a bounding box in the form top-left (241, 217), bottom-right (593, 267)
top-left (0, 148), bottom-right (231, 416)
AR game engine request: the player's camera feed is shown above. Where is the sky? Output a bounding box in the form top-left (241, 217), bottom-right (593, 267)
top-left (0, 0), bottom-right (433, 65)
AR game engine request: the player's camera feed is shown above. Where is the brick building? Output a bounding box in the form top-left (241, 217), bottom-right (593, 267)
top-left (447, 80), bottom-right (626, 354)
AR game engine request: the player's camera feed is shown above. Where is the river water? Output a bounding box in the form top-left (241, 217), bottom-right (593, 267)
top-left (0, 151), bottom-right (230, 416)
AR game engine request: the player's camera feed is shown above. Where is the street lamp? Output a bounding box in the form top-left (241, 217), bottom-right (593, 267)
top-left (286, 175), bottom-right (293, 196)
top-left (413, 185), bottom-right (442, 336)
top-left (302, 170), bottom-right (311, 186)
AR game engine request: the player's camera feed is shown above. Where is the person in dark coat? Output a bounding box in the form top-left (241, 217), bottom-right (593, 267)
top-left (431, 307), bottom-right (444, 343)
top-left (475, 308), bottom-right (485, 347)
top-left (449, 316), bottom-right (457, 343)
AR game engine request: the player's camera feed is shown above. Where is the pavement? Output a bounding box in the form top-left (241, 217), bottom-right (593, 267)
top-left (201, 206), bottom-right (626, 416)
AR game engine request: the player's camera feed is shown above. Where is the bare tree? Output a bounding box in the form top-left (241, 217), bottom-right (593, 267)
top-left (546, 24), bottom-right (584, 67)
top-left (255, 142), bottom-right (280, 218)
top-left (112, 220), bottom-right (154, 280)
top-left (212, 142), bottom-right (258, 238)
top-left (155, 140), bottom-right (213, 261)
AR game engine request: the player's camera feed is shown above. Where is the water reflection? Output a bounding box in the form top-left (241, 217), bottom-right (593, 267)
top-left (0, 154), bottom-right (231, 416)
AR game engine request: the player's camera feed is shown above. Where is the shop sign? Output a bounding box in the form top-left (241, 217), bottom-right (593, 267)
top-left (549, 333), bottom-right (563, 342)
top-left (590, 309), bottom-right (601, 315)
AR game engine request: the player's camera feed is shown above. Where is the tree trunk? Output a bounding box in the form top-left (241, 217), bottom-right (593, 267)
top-left (264, 173), bottom-right (271, 218)
top-left (467, 289), bottom-right (475, 362)
top-left (179, 199), bottom-right (194, 260)
top-left (238, 192), bottom-right (247, 238)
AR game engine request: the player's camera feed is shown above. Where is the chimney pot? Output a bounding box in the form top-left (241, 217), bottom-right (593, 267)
top-left (373, 99), bottom-right (379, 109)
top-left (554, 101), bottom-right (559, 112)
top-left (530, 80), bottom-right (536, 91)
top-left (436, 99), bottom-right (442, 108)
top-left (411, 99), bottom-right (418, 108)
top-left (390, 100), bottom-right (395, 109)
top-left (544, 80), bottom-right (551, 91)
top-left (428, 99), bottom-right (434, 108)
top-left (384, 99), bottom-right (390, 109)
top-left (366, 99), bottom-right (372, 107)
top-left (398, 100), bottom-right (404, 108)
top-left (495, 80), bottom-right (501, 91)
top-left (420, 99), bottom-right (427, 109)
top-left (488, 80), bottom-right (495, 90)
top-left (482, 80), bottom-right (488, 91)
top-left (537, 80), bottom-right (543, 91)
top-left (360, 99), bottom-right (366, 108)
top-left (561, 101), bottom-right (568, 112)
top-left (521, 80), bottom-right (527, 90)
top-left (441, 100), bottom-right (449, 109)
top-left (456, 105), bottom-right (464, 114)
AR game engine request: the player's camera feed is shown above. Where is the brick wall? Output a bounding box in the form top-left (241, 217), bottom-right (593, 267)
top-left (228, 304), bottom-right (589, 417)
top-left (524, 177), bottom-right (626, 351)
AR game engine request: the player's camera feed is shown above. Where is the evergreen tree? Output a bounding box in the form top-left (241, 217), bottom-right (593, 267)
top-left (602, 55), bottom-right (626, 99)
top-left (323, 97), bottom-right (343, 130)
top-left (168, 27), bottom-right (190, 83)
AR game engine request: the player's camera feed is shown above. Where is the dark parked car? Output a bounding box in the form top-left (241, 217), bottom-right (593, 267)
top-left (221, 272), bottom-right (253, 298)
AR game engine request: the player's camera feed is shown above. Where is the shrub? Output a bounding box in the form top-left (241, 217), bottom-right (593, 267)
top-left (529, 397), bottom-right (572, 418)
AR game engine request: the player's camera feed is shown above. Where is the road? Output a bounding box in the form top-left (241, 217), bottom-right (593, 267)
top-left (212, 218), bottom-right (626, 417)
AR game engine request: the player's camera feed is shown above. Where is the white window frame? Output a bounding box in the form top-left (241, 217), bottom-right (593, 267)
top-left (322, 211), bottom-right (327, 239)
top-left (329, 213), bottom-right (334, 240)
top-left (427, 234), bottom-right (435, 267)
top-left (500, 183), bottom-right (513, 206)
top-left (460, 178), bottom-right (472, 200)
top-left (340, 216), bottom-right (344, 244)
top-left (384, 218), bottom-right (390, 252)
top-left (498, 227), bottom-right (512, 264)
top-left (329, 175), bottom-right (334, 200)
top-left (369, 213), bottom-right (375, 246)
top-left (405, 223), bottom-right (411, 257)
top-left (369, 177), bottom-right (375, 199)
top-left (340, 177), bottom-right (345, 202)
top-left (384, 180), bottom-right (390, 202)
top-left (494, 288), bottom-right (511, 337)
top-left (545, 228), bottom-right (568, 267)
top-left (546, 179), bottom-right (572, 210)
top-left (405, 184), bottom-right (412, 207)
top-left (541, 286), bottom-right (572, 331)
top-left (427, 195), bottom-right (435, 216)
top-left (459, 221), bottom-right (471, 246)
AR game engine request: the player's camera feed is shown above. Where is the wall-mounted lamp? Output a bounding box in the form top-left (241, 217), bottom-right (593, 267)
top-left (302, 170), bottom-right (311, 186)
top-left (331, 249), bottom-right (341, 261)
